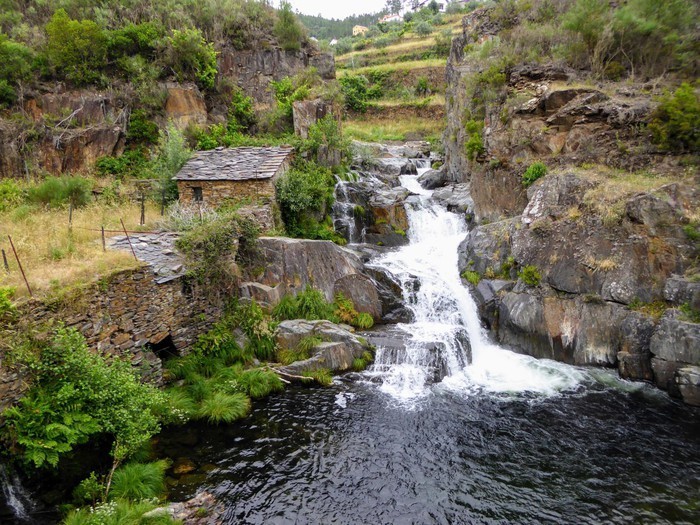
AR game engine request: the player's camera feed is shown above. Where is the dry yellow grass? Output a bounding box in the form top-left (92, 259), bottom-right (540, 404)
top-left (0, 201), bottom-right (161, 300)
top-left (344, 116), bottom-right (445, 142)
top-left (337, 58), bottom-right (446, 76)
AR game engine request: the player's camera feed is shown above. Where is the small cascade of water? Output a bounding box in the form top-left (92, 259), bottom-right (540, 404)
top-left (367, 165), bottom-right (584, 402)
top-left (332, 180), bottom-right (361, 243)
top-left (0, 465), bottom-right (35, 522)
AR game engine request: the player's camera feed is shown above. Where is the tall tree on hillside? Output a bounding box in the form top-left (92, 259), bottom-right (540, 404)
top-left (386, 0), bottom-right (403, 14)
top-left (275, 1), bottom-right (305, 51)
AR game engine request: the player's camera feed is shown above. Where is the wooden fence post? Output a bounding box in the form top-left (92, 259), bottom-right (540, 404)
top-left (120, 219), bottom-right (138, 261)
top-left (8, 235), bottom-right (32, 297)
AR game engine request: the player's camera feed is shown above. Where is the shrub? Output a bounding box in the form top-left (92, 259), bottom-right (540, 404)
top-left (304, 115), bottom-right (350, 167)
top-left (275, 162), bottom-right (334, 237)
top-left (274, 1), bottom-right (305, 51)
top-left (153, 124), bottom-right (191, 202)
top-left (464, 119), bottom-right (484, 161)
top-left (233, 300), bottom-right (277, 361)
top-left (107, 22), bottom-right (161, 60)
top-left (0, 34), bottom-right (33, 105)
top-left (160, 28), bottom-right (218, 89)
top-left (649, 83), bottom-right (699, 153)
top-left (2, 327), bottom-right (165, 469)
top-left (0, 179), bottom-right (24, 211)
top-left (126, 110), bottom-right (159, 145)
top-left (339, 74), bottom-right (371, 112)
top-left (414, 21), bottom-right (433, 36)
top-left (354, 312), bottom-right (374, 330)
top-left (518, 265), bottom-right (542, 286)
top-left (197, 391), bottom-right (251, 424)
top-left (522, 161), bottom-right (548, 187)
top-left (45, 9), bottom-right (107, 85)
top-left (109, 460), bottom-right (169, 501)
top-left (0, 286), bottom-right (16, 321)
top-left (228, 87), bottom-right (256, 132)
top-left (27, 176), bottom-right (93, 208)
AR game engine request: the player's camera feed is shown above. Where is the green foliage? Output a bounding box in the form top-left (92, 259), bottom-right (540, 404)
top-left (161, 28), bottom-right (218, 89)
top-left (45, 9), bottom-right (107, 85)
top-left (339, 74), bottom-right (372, 112)
top-left (462, 270), bottom-right (481, 286)
top-left (295, 286), bottom-right (336, 321)
top-left (228, 87), bottom-right (257, 132)
top-left (107, 22), bottom-right (161, 60)
top-left (275, 161), bottom-right (335, 237)
top-left (274, 1), bottom-right (305, 52)
top-left (63, 497), bottom-right (178, 525)
top-left (235, 369), bottom-right (284, 399)
top-left (464, 119), bottom-right (484, 161)
top-left (95, 149), bottom-right (150, 180)
top-left (518, 265), bottom-right (542, 287)
top-left (73, 472), bottom-right (104, 507)
top-left (561, 0), bottom-right (609, 55)
top-left (649, 83), bottom-right (699, 153)
top-left (0, 286), bottom-right (17, 321)
top-left (302, 368), bottom-right (333, 386)
top-left (233, 300), bottom-right (277, 361)
top-left (2, 327), bottom-right (165, 468)
top-left (352, 350), bottom-right (375, 372)
top-left (109, 460), bottom-right (169, 501)
top-left (679, 302), bottom-right (700, 324)
top-left (153, 124), bottom-right (191, 202)
top-left (683, 224), bottom-right (699, 242)
top-left (354, 312), bottom-right (374, 330)
top-left (303, 115), bottom-right (351, 167)
top-left (0, 179), bottom-right (24, 211)
top-left (197, 391), bottom-right (251, 424)
top-left (127, 110), bottom-right (159, 145)
top-left (522, 161), bottom-right (548, 187)
top-left (27, 176), bottom-right (93, 208)
top-left (414, 21), bottom-right (433, 36)
top-left (0, 34), bottom-right (33, 105)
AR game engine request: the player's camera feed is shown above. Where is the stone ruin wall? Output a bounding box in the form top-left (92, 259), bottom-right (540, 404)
top-left (0, 268), bottom-right (223, 411)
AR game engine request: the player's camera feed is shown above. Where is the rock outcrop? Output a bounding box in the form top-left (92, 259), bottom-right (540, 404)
top-left (274, 320), bottom-right (373, 376)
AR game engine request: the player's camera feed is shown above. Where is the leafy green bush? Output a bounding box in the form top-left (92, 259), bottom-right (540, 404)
top-left (339, 74), bottom-right (372, 112)
top-left (522, 161), bottom-right (548, 187)
top-left (95, 149), bottom-right (150, 180)
top-left (45, 9), bottom-right (107, 85)
top-left (233, 300), bottom-right (277, 361)
top-left (160, 28), bottom-right (218, 89)
top-left (2, 327), bottom-right (165, 469)
top-left (0, 34), bottom-right (34, 106)
top-left (228, 86), bottom-right (256, 132)
top-left (0, 286), bottom-right (16, 320)
top-left (414, 21), bottom-right (433, 36)
top-left (0, 179), bottom-right (24, 211)
top-left (274, 1), bottom-right (305, 51)
top-left (107, 22), bottom-right (162, 60)
top-left (27, 176), bottom-right (93, 208)
top-left (303, 115), bottom-right (350, 167)
top-left (153, 124), bottom-right (191, 202)
top-left (109, 460), bottom-right (169, 501)
top-left (649, 83), bottom-right (699, 153)
top-left (126, 110), bottom-right (159, 144)
top-left (464, 119), bottom-right (484, 161)
top-left (275, 162), bottom-right (335, 237)
top-left (518, 265), bottom-right (542, 286)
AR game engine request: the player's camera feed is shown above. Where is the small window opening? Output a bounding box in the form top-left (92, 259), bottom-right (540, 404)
top-left (192, 186), bottom-right (203, 202)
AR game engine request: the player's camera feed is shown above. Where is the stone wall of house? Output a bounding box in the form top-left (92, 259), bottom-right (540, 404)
top-left (0, 268), bottom-right (223, 411)
top-left (177, 179), bottom-right (277, 208)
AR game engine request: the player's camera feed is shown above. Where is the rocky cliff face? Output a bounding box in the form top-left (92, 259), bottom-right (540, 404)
top-left (0, 46), bottom-right (334, 179)
top-left (443, 7), bottom-right (700, 405)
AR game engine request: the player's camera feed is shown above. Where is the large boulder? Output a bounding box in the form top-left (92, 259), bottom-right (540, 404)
top-left (417, 169), bottom-right (446, 190)
top-left (255, 237), bottom-right (373, 304)
top-left (364, 187), bottom-right (410, 247)
top-left (333, 274), bottom-right (382, 320)
top-left (458, 218), bottom-right (518, 277)
top-left (275, 320), bottom-right (373, 375)
top-left (431, 183), bottom-right (474, 215)
top-left (292, 98), bottom-right (339, 139)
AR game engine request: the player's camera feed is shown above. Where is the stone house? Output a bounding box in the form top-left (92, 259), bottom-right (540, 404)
top-left (174, 146), bottom-right (294, 208)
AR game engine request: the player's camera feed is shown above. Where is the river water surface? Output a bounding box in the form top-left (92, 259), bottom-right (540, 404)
top-left (157, 171), bottom-right (700, 524)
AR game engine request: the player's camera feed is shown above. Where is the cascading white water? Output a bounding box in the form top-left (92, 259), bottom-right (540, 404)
top-left (0, 465), bottom-right (35, 521)
top-left (333, 181), bottom-right (360, 243)
top-left (367, 167), bottom-right (584, 403)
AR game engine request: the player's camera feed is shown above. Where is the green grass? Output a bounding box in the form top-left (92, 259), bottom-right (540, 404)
top-left (109, 460), bottom-right (169, 501)
top-left (344, 116), bottom-right (445, 142)
top-left (302, 368), bottom-right (333, 386)
top-left (337, 58), bottom-right (446, 76)
top-left (63, 498), bottom-right (178, 525)
top-left (235, 369), bottom-right (285, 399)
top-left (197, 391), bottom-right (251, 424)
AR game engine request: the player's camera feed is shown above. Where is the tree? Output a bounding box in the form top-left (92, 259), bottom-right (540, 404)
top-left (0, 34), bottom-right (33, 106)
top-left (160, 28), bottom-right (218, 89)
top-left (274, 1), bottom-right (305, 52)
top-left (45, 9), bottom-right (107, 85)
top-left (386, 0), bottom-right (403, 14)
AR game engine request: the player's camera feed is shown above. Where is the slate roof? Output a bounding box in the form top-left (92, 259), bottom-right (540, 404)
top-left (174, 146), bottom-right (294, 182)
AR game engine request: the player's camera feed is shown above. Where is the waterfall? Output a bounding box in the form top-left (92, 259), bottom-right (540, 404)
top-left (0, 465), bottom-right (35, 522)
top-left (367, 168), bottom-right (585, 402)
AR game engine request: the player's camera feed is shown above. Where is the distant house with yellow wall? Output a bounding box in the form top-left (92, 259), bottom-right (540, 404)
top-left (352, 25), bottom-right (369, 36)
